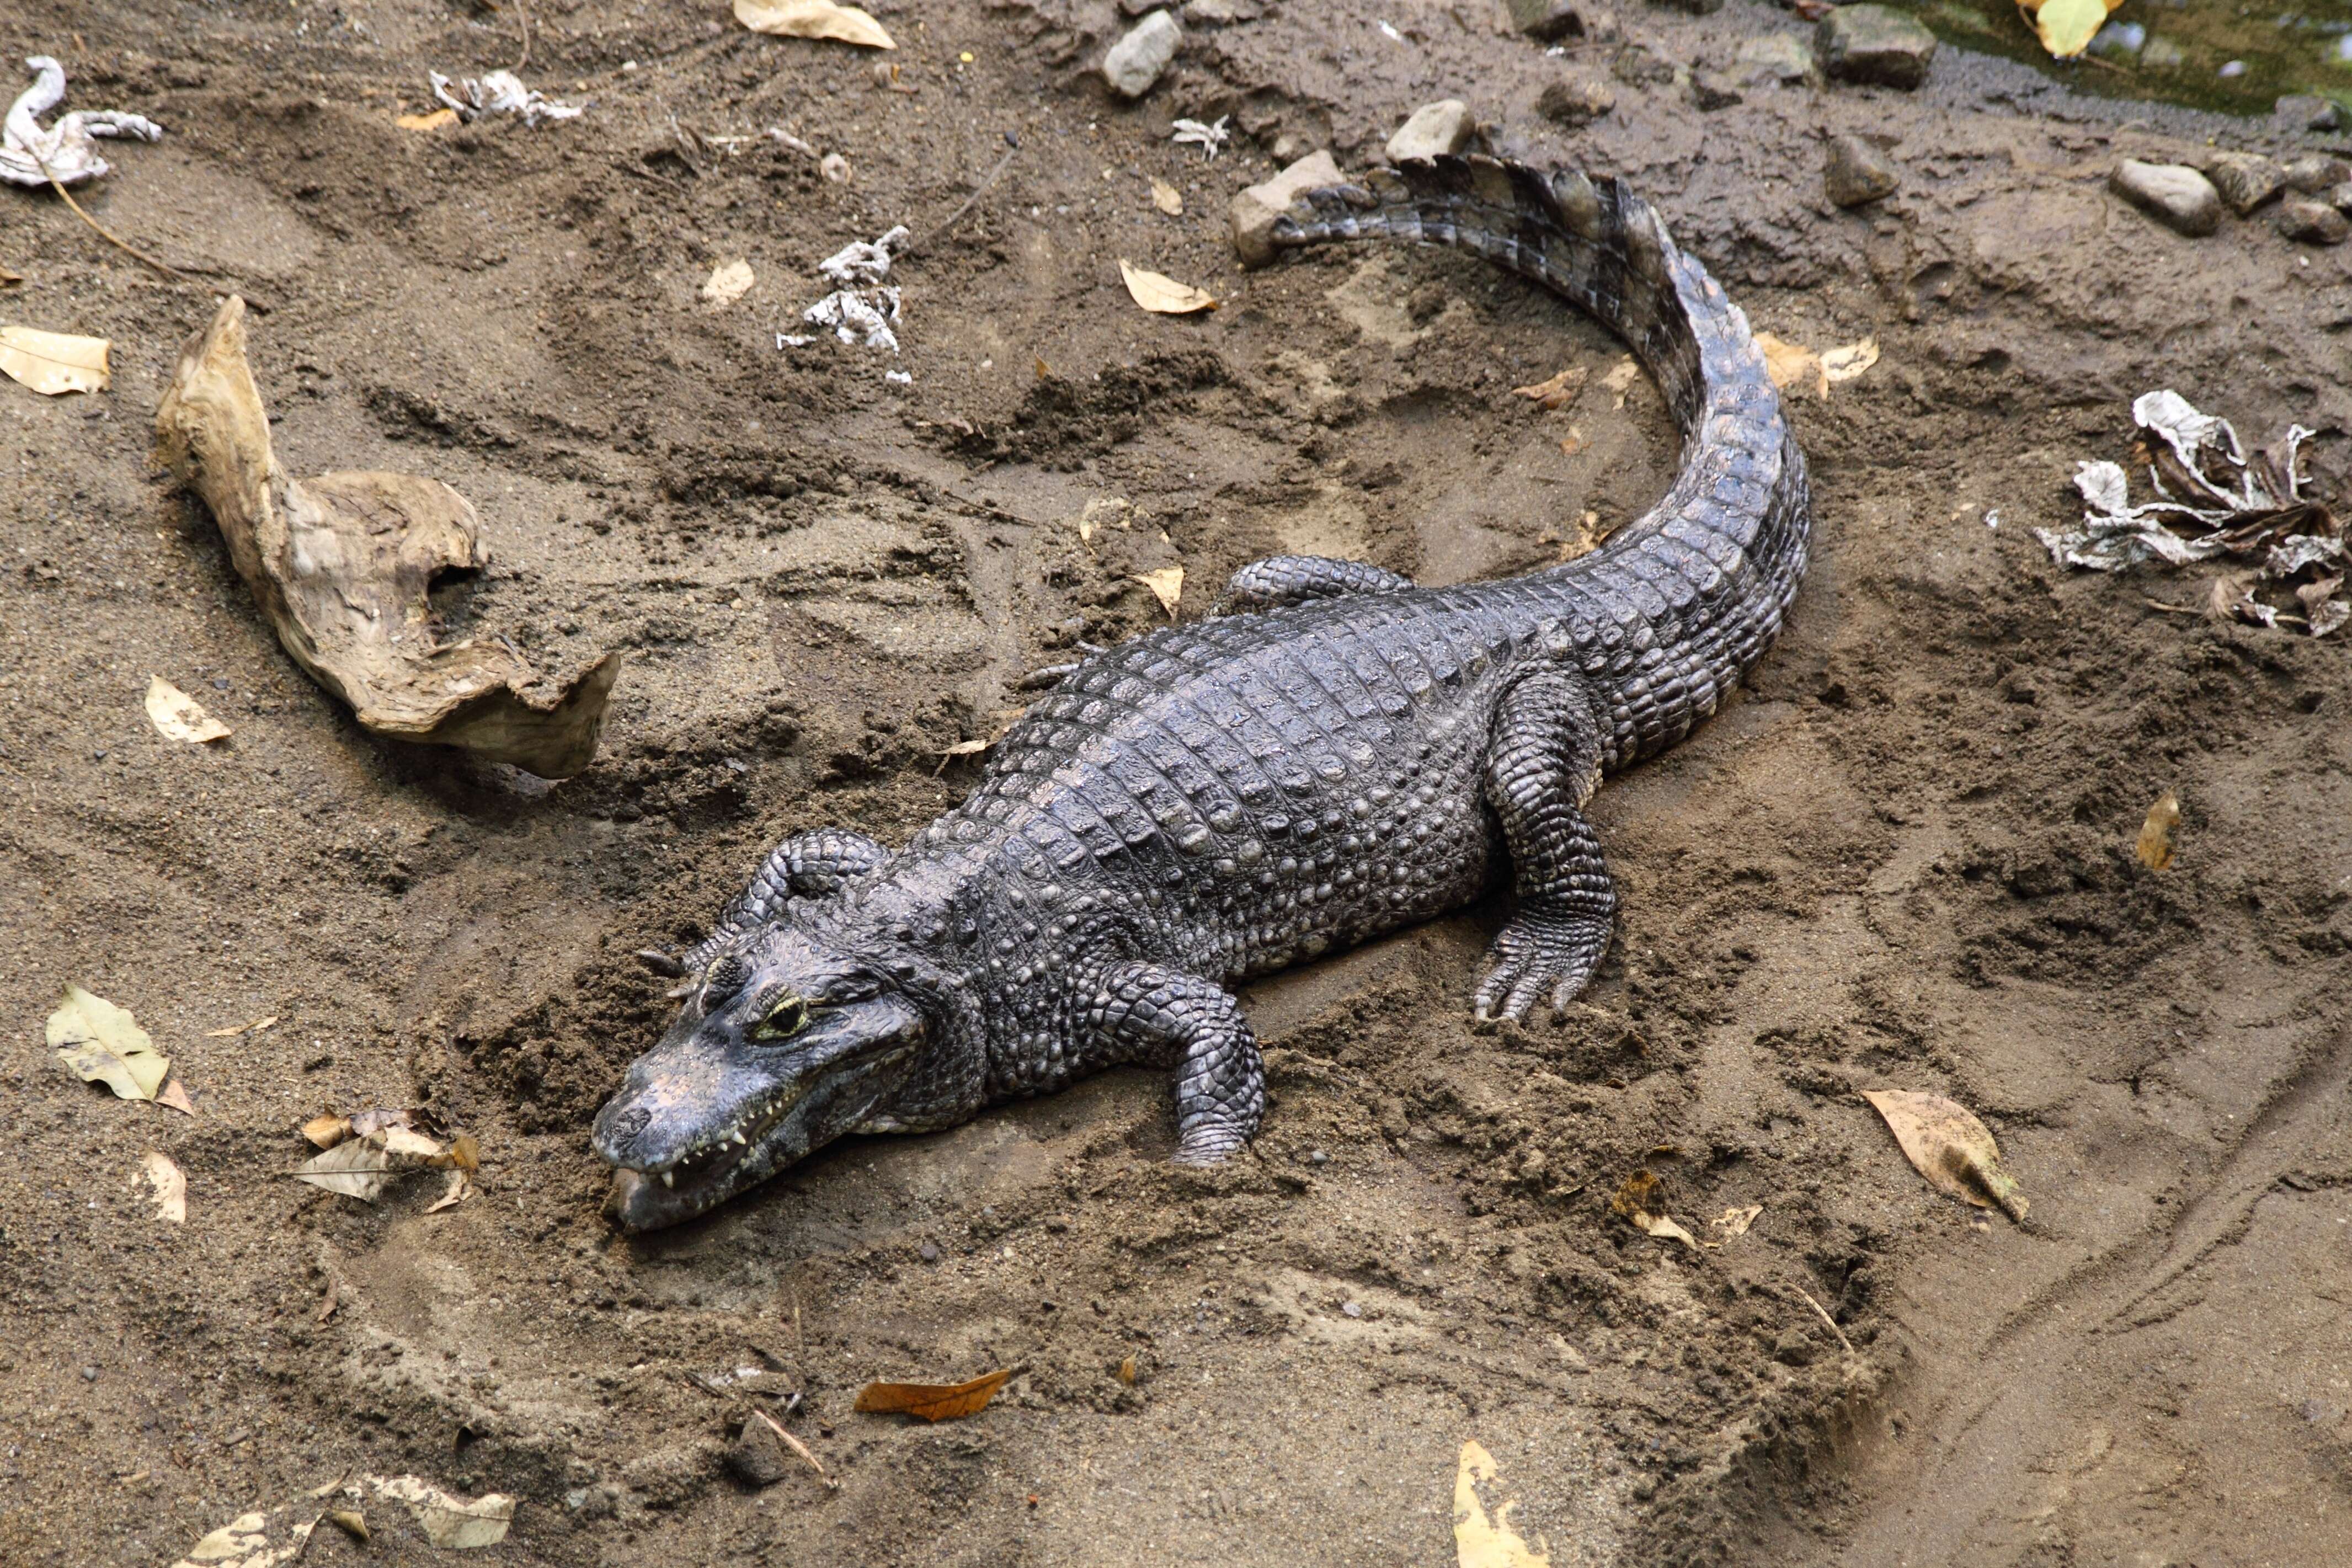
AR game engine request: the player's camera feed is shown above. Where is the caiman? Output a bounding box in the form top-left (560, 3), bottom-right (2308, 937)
top-left (593, 155), bottom-right (1811, 1230)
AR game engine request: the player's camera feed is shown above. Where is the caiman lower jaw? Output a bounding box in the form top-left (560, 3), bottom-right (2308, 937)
top-left (602, 1085), bottom-right (807, 1232)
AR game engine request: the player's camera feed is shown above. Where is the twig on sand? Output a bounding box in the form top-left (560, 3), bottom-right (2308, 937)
top-left (510, 0), bottom-right (534, 72)
top-left (753, 1408), bottom-right (837, 1488)
top-left (29, 143), bottom-right (184, 281)
top-left (1796, 1287), bottom-right (1855, 1357)
top-left (916, 145), bottom-right (1017, 252)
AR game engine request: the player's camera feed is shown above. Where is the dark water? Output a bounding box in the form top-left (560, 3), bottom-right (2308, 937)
top-left (1895, 0), bottom-right (2352, 117)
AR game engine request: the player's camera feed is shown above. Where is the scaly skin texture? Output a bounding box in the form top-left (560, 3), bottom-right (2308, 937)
top-left (592, 156), bottom-right (1811, 1230)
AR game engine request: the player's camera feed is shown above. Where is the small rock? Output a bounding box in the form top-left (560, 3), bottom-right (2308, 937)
top-left (79, 1366), bottom-right (99, 1383)
top-left (1385, 99), bottom-right (1476, 163)
top-left (2202, 151), bottom-right (2283, 216)
top-left (1268, 129), bottom-right (1320, 162)
top-left (2281, 154), bottom-right (2351, 195)
top-left (1611, 44), bottom-right (1677, 88)
top-left (2138, 36), bottom-right (2185, 70)
top-left (1341, 1300), bottom-right (1364, 1319)
top-left (1690, 71), bottom-right (1742, 112)
top-left (1102, 9), bottom-right (1182, 99)
top-left (1306, 1148), bottom-right (1331, 1165)
top-left (1648, 0), bottom-right (1722, 13)
top-left (2274, 93), bottom-right (2345, 135)
top-left (1824, 135), bottom-right (1898, 207)
top-left (2326, 181), bottom-right (2352, 216)
top-left (1180, 0), bottom-right (1258, 23)
top-left (1816, 4), bottom-right (1938, 90)
top-left (1536, 76), bottom-right (1617, 127)
top-left (2278, 198), bottom-right (2350, 246)
top-left (725, 1420), bottom-right (791, 1488)
top-left (1736, 33), bottom-right (1816, 86)
top-left (2109, 159), bottom-right (2222, 237)
top-left (1503, 0), bottom-right (1586, 41)
top-left (1771, 1327), bottom-right (1817, 1366)
top-left (1229, 148), bottom-right (1343, 267)
top-left (918, 1239), bottom-right (941, 1262)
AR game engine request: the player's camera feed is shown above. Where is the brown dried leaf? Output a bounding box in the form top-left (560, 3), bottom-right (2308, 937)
top-left (1608, 1169), bottom-right (1700, 1251)
top-left (1864, 1089), bottom-right (2029, 1222)
top-left (853, 1368), bottom-right (1013, 1421)
top-left (733, 0), bottom-right (896, 50)
top-left (0, 323), bottom-right (110, 396)
top-left (154, 297), bottom-right (620, 779)
top-left (425, 1169), bottom-right (473, 1213)
top-left (1511, 366), bottom-right (1587, 412)
top-left (156, 1077), bottom-right (196, 1117)
top-left (1149, 178), bottom-right (1183, 216)
top-left (301, 1113), bottom-right (352, 1149)
top-left (1118, 259), bottom-right (1218, 314)
top-left (1117, 1354), bottom-right (1138, 1384)
top-left (1454, 1439), bottom-right (1550, 1568)
top-left (143, 1151), bottom-right (187, 1224)
top-left (2136, 789), bottom-right (2180, 871)
top-left (1712, 1203), bottom-right (1763, 1237)
top-left (145, 676), bottom-right (231, 743)
top-left (1134, 566), bottom-right (1184, 617)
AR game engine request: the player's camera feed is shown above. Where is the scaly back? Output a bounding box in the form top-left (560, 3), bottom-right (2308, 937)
top-left (1271, 155), bottom-right (1811, 768)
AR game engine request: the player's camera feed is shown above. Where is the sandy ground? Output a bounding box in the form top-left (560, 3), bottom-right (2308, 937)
top-left (4, 1), bottom-right (2351, 1564)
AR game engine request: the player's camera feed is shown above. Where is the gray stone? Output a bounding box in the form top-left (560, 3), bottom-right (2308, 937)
top-left (1816, 5), bottom-right (1938, 90)
top-left (1736, 34), bottom-right (1817, 86)
top-left (2202, 152), bottom-right (2283, 216)
top-left (1690, 71), bottom-right (1742, 113)
top-left (2109, 158), bottom-right (2222, 237)
top-left (2326, 182), bottom-right (2352, 216)
top-left (1503, 0), bottom-right (1586, 41)
top-left (1824, 134), bottom-right (1898, 207)
top-left (1612, 44), bottom-right (1677, 88)
top-left (2278, 198), bottom-right (2350, 246)
top-left (1229, 148), bottom-right (1342, 268)
top-left (2274, 93), bottom-right (2345, 135)
top-left (1648, 0), bottom-right (1723, 13)
top-left (724, 1421), bottom-right (790, 1487)
top-left (1384, 99), bottom-right (1476, 164)
top-left (1181, 0), bottom-right (1259, 23)
top-left (1102, 10), bottom-right (1181, 99)
top-left (2281, 154), bottom-right (2351, 195)
top-left (1536, 77), bottom-right (1617, 127)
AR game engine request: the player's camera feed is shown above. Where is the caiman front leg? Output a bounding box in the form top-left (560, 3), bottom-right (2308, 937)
top-left (1475, 668), bottom-right (1619, 1022)
top-left (1091, 962), bottom-right (1265, 1163)
top-left (646, 829), bottom-right (892, 978)
top-left (1211, 555), bottom-right (1414, 615)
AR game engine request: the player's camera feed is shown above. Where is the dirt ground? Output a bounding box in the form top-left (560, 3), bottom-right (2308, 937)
top-left (5, 0), bottom-right (2351, 1563)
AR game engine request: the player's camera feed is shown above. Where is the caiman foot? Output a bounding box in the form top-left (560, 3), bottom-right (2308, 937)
top-left (1473, 906), bottom-right (1611, 1023)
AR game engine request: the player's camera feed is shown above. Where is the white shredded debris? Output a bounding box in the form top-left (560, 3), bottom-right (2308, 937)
top-left (885, 369), bottom-right (912, 385)
top-left (817, 225), bottom-right (910, 287)
top-left (2, 55), bottom-right (162, 189)
top-left (429, 70), bottom-right (583, 128)
top-left (803, 286), bottom-right (902, 351)
top-left (766, 126), bottom-right (818, 157)
top-left (1171, 115), bottom-right (1231, 161)
top-left (776, 333), bottom-right (816, 349)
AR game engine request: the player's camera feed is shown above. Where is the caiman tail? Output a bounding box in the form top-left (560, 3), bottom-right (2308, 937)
top-left (1270, 154), bottom-right (1811, 771)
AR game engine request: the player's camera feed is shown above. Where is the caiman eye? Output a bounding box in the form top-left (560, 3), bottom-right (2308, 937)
top-left (751, 993), bottom-right (809, 1041)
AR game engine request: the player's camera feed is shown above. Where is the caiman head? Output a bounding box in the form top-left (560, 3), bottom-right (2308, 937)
top-left (593, 918), bottom-right (943, 1231)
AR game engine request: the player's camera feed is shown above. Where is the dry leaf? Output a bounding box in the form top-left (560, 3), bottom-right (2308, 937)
top-left (143, 1151), bottom-right (187, 1223)
top-left (2136, 789), bottom-right (2180, 871)
top-left (365, 1475), bottom-right (515, 1549)
top-left (324, 1511), bottom-right (368, 1542)
top-left (701, 259), bottom-right (755, 306)
top-left (1118, 259), bottom-right (1219, 314)
top-left (854, 1368), bottom-right (1013, 1421)
top-left (145, 675), bottom-right (231, 743)
top-left (2014, 0), bottom-right (2125, 57)
top-left (0, 323), bottom-right (110, 396)
top-left (301, 1113), bottom-right (352, 1149)
top-left (1608, 1169), bottom-right (1701, 1251)
top-left (206, 1015), bottom-right (277, 1038)
top-left (1864, 1089), bottom-right (2029, 1222)
top-left (348, 1106), bottom-right (417, 1138)
top-left (1713, 1203), bottom-right (1763, 1237)
top-left (49, 985), bottom-right (170, 1101)
top-left (1149, 177), bottom-right (1183, 215)
top-left (291, 1123), bottom-right (466, 1203)
top-left (733, 0), bottom-right (896, 50)
top-left (155, 296), bottom-right (618, 778)
top-left (1601, 355), bottom-right (1640, 409)
top-left (1117, 1354), bottom-right (1138, 1384)
top-left (1754, 332), bottom-right (1825, 399)
top-left (169, 1506), bottom-right (317, 1568)
top-left (1134, 566), bottom-right (1184, 617)
top-left (1453, 1439), bottom-right (1551, 1568)
top-left (0, 265), bottom-right (20, 286)
top-left (1821, 337), bottom-right (1880, 385)
top-left (1511, 366), bottom-right (1587, 411)
top-left (157, 1077), bottom-right (196, 1116)
top-left (426, 1169), bottom-right (474, 1213)
top-left (395, 108), bottom-right (458, 131)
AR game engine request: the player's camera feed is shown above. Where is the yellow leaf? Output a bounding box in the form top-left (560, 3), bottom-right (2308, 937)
top-left (0, 323), bottom-right (110, 396)
top-left (2016, 0), bottom-right (2124, 57)
top-left (1134, 566), bottom-right (1184, 616)
top-left (1149, 178), bottom-right (1183, 216)
top-left (1754, 332), bottom-right (1826, 399)
top-left (365, 1475), bottom-right (515, 1549)
top-left (1713, 1203), bottom-right (1763, 1236)
top-left (145, 675), bottom-right (231, 743)
top-left (426, 1169), bottom-right (474, 1212)
top-left (1453, 1439), bottom-right (1550, 1568)
top-left (143, 1151), bottom-right (186, 1224)
top-left (49, 985), bottom-right (170, 1101)
top-left (2136, 788), bottom-right (2179, 871)
top-left (1821, 336), bottom-right (1880, 385)
top-left (733, 0), bottom-right (896, 49)
top-left (395, 108), bottom-right (458, 131)
top-left (1511, 366), bottom-right (1587, 411)
top-left (1118, 259), bottom-right (1219, 314)
top-left (1601, 355), bottom-right (1641, 408)
top-left (1608, 1168), bottom-right (1700, 1251)
top-left (1865, 1089), bottom-right (2030, 1222)
top-left (157, 1078), bottom-right (196, 1117)
top-left (701, 259), bottom-right (755, 306)
top-left (301, 1113), bottom-right (352, 1149)
top-left (854, 1368), bottom-right (1013, 1421)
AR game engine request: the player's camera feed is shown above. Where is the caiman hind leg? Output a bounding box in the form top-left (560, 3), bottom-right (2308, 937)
top-left (1211, 555), bottom-right (1414, 615)
top-left (1091, 962), bottom-right (1265, 1162)
top-left (657, 829), bottom-right (892, 979)
top-left (1475, 669), bottom-right (1619, 1022)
